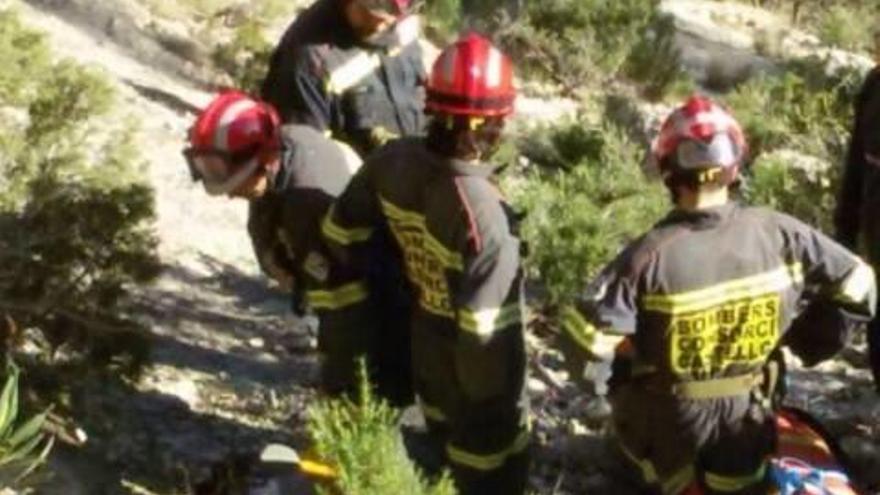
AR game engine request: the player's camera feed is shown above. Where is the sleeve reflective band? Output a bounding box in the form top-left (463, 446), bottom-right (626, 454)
top-left (417, 398), bottom-right (446, 422)
top-left (326, 52), bottom-right (382, 95)
top-left (321, 207), bottom-right (373, 246)
top-left (704, 463), bottom-right (767, 493)
top-left (307, 281), bottom-right (369, 310)
top-left (458, 304), bottom-right (521, 337)
top-left (446, 428), bottom-right (530, 471)
top-left (560, 306), bottom-right (624, 360)
top-left (836, 260), bottom-right (874, 305)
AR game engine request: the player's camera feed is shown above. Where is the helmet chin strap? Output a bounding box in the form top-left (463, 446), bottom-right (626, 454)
top-left (203, 157), bottom-right (261, 196)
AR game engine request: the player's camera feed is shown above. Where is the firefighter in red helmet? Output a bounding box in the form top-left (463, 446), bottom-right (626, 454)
top-left (184, 90), bottom-right (414, 407)
top-left (260, 0), bottom-right (425, 157)
top-left (322, 34), bottom-right (530, 494)
top-left (559, 95), bottom-right (876, 495)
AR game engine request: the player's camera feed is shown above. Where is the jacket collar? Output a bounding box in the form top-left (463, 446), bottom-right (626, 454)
top-left (662, 202), bottom-right (738, 230)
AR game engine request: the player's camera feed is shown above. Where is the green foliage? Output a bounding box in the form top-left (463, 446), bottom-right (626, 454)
top-left (507, 121), bottom-right (667, 305)
top-left (816, 4), bottom-right (877, 53)
top-left (422, 0), bottom-right (462, 43)
top-left (212, 19), bottom-right (273, 94)
top-left (0, 9), bottom-right (159, 362)
top-left (494, 0), bottom-right (687, 98)
top-left (724, 59), bottom-right (860, 231)
top-left (0, 364), bottom-right (53, 488)
top-left (308, 363), bottom-right (456, 495)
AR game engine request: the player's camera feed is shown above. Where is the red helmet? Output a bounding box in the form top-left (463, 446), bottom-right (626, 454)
top-left (647, 95), bottom-right (747, 186)
top-left (185, 91), bottom-right (281, 196)
top-left (426, 33), bottom-right (516, 118)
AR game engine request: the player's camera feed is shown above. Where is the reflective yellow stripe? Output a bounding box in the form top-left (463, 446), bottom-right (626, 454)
top-left (618, 442), bottom-right (658, 483)
top-left (458, 304), bottom-right (522, 336)
top-left (321, 207), bottom-right (373, 246)
top-left (418, 399), bottom-right (447, 422)
top-left (704, 463), bottom-right (767, 492)
top-left (643, 263), bottom-right (804, 315)
top-left (307, 281), bottom-right (368, 310)
top-left (662, 464), bottom-right (696, 495)
top-left (836, 260), bottom-right (874, 305)
top-left (326, 52), bottom-right (381, 95)
top-left (561, 305), bottom-right (595, 351)
top-left (446, 428), bottom-right (530, 471)
top-left (378, 196), bottom-right (463, 270)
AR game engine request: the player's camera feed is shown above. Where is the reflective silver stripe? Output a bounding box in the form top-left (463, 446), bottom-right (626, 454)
top-left (486, 47), bottom-right (502, 88)
top-left (326, 52), bottom-right (381, 95)
top-left (837, 260), bottom-right (875, 305)
top-left (215, 99), bottom-right (257, 149)
top-left (458, 304), bottom-right (522, 336)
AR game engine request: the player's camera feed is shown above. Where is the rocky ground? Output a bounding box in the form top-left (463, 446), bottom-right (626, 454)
top-left (4, 0), bottom-right (879, 494)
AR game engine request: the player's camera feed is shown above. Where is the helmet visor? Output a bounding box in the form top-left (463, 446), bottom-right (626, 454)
top-left (183, 148), bottom-right (261, 196)
top-left (675, 133), bottom-right (739, 170)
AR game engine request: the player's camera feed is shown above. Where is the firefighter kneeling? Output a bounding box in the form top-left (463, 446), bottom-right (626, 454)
top-left (560, 96), bottom-right (877, 495)
top-left (322, 34), bottom-right (530, 495)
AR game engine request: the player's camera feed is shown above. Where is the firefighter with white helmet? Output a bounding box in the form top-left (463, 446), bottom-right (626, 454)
top-left (560, 95), bottom-right (876, 494)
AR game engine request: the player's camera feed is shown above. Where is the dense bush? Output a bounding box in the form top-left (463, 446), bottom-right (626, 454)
top-left (0, 10), bottom-right (159, 363)
top-left (725, 59), bottom-right (861, 232)
top-left (507, 121), bottom-right (667, 305)
top-left (494, 0), bottom-right (688, 99)
top-left (308, 364), bottom-right (456, 495)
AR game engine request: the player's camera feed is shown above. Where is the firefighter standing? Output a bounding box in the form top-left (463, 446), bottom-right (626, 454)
top-left (260, 0), bottom-right (426, 157)
top-left (834, 30), bottom-right (880, 393)
top-left (561, 96), bottom-right (876, 495)
top-left (321, 35), bottom-right (530, 494)
top-left (184, 91), bottom-right (412, 405)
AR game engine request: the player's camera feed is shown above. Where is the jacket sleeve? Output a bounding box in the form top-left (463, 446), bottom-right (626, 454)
top-left (314, 167), bottom-right (383, 396)
top-left (247, 199), bottom-right (295, 284)
top-left (834, 73), bottom-right (875, 248)
top-left (451, 199), bottom-right (526, 403)
top-left (781, 213), bottom-right (877, 365)
top-left (262, 46), bottom-right (335, 130)
top-left (559, 250), bottom-right (639, 395)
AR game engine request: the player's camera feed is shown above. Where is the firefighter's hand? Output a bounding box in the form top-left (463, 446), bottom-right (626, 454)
top-left (268, 266), bottom-right (295, 293)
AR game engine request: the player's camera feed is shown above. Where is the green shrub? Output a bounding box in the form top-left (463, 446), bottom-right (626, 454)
top-left (815, 4), bottom-right (877, 53)
top-left (494, 0), bottom-right (686, 98)
top-left (308, 364), bottom-right (456, 495)
top-left (507, 121), bottom-right (667, 305)
top-left (0, 9), bottom-right (159, 363)
top-left (0, 364), bottom-right (53, 488)
top-left (212, 19), bottom-right (274, 93)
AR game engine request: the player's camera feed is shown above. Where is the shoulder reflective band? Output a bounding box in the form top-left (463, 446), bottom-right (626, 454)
top-left (321, 206), bottom-right (373, 246)
top-left (642, 263), bottom-right (804, 315)
top-left (704, 463), bottom-right (768, 493)
top-left (458, 304), bottom-right (522, 337)
top-left (446, 428), bottom-right (530, 471)
top-left (836, 260), bottom-right (874, 305)
top-left (306, 281), bottom-right (369, 310)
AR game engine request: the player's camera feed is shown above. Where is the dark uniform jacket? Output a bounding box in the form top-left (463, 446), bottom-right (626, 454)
top-left (563, 203), bottom-right (875, 494)
top-left (322, 137), bottom-right (529, 492)
top-left (834, 67), bottom-right (880, 393)
top-left (260, 0), bottom-right (426, 156)
top-left (248, 124), bottom-right (359, 309)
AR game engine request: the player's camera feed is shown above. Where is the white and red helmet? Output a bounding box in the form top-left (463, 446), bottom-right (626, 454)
top-left (426, 33), bottom-right (516, 118)
top-left (648, 95), bottom-right (747, 186)
top-left (185, 91), bottom-right (281, 196)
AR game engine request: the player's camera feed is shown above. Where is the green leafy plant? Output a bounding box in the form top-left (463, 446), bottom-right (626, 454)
top-left (0, 364), bottom-right (54, 488)
top-left (211, 19), bottom-right (274, 93)
top-left (0, 9), bottom-right (160, 365)
top-left (308, 362), bottom-right (456, 495)
top-left (507, 121), bottom-right (667, 305)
